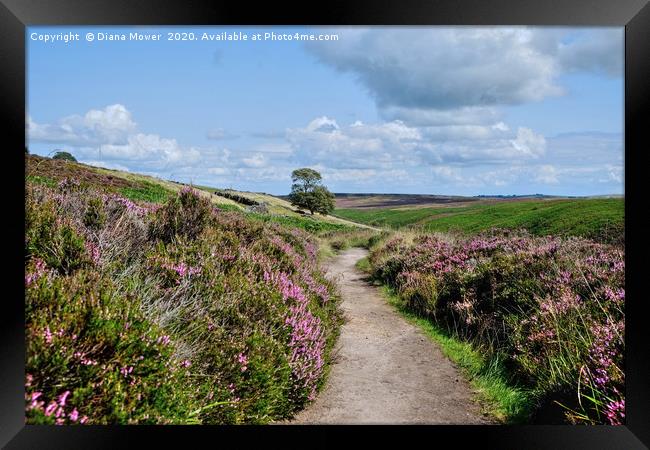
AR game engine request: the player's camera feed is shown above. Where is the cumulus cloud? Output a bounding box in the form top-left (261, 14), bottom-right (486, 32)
top-left (535, 165), bottom-right (560, 184)
top-left (29, 104), bottom-right (200, 171)
top-left (96, 133), bottom-right (201, 168)
top-left (242, 153), bottom-right (267, 168)
top-left (307, 28), bottom-right (563, 112)
top-left (306, 27), bottom-right (623, 128)
top-left (509, 128), bottom-right (546, 158)
top-left (287, 116), bottom-right (547, 172)
top-left (28, 104), bottom-right (136, 146)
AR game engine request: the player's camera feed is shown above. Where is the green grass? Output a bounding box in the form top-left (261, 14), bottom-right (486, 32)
top-left (354, 256), bottom-right (372, 273)
top-left (247, 213), bottom-right (352, 234)
top-left (334, 198), bottom-right (623, 243)
top-left (216, 203), bottom-right (244, 213)
top-left (119, 181), bottom-right (173, 203)
top-left (378, 285), bottom-right (535, 423)
top-left (26, 175), bottom-right (57, 188)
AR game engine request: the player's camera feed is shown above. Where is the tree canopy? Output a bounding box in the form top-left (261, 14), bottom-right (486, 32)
top-left (288, 168), bottom-right (335, 215)
top-left (52, 151), bottom-right (77, 162)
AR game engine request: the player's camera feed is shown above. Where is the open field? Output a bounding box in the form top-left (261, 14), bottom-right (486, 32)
top-left (334, 197), bottom-right (624, 244)
top-left (333, 193), bottom-right (481, 209)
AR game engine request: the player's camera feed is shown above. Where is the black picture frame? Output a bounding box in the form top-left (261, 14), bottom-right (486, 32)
top-left (2, 0), bottom-right (648, 448)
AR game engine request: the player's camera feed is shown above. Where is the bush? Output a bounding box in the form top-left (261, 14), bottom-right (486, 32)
top-left (148, 187), bottom-right (213, 243)
top-left (25, 268), bottom-right (196, 425)
top-left (26, 195), bottom-right (89, 275)
top-left (83, 196), bottom-right (106, 230)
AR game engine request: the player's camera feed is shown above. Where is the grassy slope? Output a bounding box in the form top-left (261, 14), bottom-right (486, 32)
top-left (26, 155), bottom-right (243, 210)
top-left (334, 198), bottom-right (624, 242)
top-left (191, 185), bottom-right (377, 230)
top-left (26, 155), bottom-right (369, 230)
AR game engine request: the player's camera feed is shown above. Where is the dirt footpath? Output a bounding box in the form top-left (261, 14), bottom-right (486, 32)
top-left (291, 248), bottom-right (491, 424)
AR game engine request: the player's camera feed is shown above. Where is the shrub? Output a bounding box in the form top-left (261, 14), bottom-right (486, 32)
top-left (25, 268), bottom-right (196, 425)
top-left (26, 195), bottom-right (89, 275)
top-left (148, 187), bottom-right (213, 243)
top-left (83, 196), bottom-right (106, 230)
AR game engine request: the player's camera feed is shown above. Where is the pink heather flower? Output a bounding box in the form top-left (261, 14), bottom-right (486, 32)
top-left (26, 374), bottom-right (33, 387)
top-left (31, 392), bottom-right (42, 401)
top-left (44, 401), bottom-right (57, 417)
top-left (605, 399), bottom-right (625, 425)
top-left (69, 409), bottom-right (79, 422)
top-left (79, 416), bottom-right (88, 424)
top-left (43, 327), bottom-right (53, 344)
top-left (25, 258), bottom-right (48, 286)
top-left (57, 391), bottom-right (70, 407)
top-left (157, 335), bottom-right (170, 346)
top-left (84, 241), bottom-right (101, 265)
top-left (181, 360), bottom-right (191, 368)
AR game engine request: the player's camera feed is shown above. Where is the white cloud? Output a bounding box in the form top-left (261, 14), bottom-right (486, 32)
top-left (207, 167), bottom-right (230, 175)
top-left (306, 27), bottom-right (622, 131)
top-left (28, 104), bottom-right (136, 146)
top-left (288, 116), bottom-right (547, 172)
top-left (306, 116), bottom-right (340, 133)
top-left (535, 165), bottom-right (560, 184)
top-left (307, 28), bottom-right (564, 113)
top-left (509, 127), bottom-right (546, 158)
top-left (82, 160), bottom-right (131, 172)
top-left (96, 133), bottom-right (200, 168)
top-left (28, 105), bottom-right (201, 171)
top-left (242, 153), bottom-right (267, 168)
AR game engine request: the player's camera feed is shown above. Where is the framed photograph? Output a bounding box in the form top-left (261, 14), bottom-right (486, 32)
top-left (2, 0), bottom-right (648, 447)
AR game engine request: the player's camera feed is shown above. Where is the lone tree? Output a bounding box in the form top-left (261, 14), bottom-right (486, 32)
top-left (288, 168), bottom-right (335, 215)
top-left (52, 151), bottom-right (77, 162)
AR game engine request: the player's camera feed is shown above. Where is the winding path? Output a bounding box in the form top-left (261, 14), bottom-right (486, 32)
top-left (291, 248), bottom-right (491, 424)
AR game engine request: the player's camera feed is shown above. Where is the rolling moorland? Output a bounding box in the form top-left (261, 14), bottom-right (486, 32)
top-left (25, 154), bottom-right (625, 425)
top-left (333, 194), bottom-right (624, 246)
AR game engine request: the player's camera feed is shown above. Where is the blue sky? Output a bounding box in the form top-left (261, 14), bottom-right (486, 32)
top-left (27, 26), bottom-right (623, 196)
